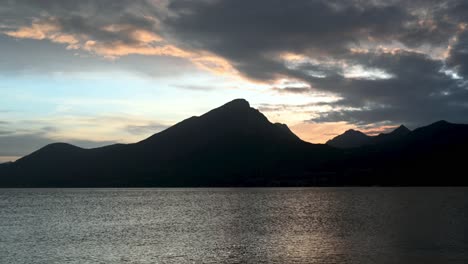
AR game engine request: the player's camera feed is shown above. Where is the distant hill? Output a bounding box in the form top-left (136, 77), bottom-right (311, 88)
top-left (327, 125), bottom-right (411, 148)
top-left (0, 100), bottom-right (467, 187)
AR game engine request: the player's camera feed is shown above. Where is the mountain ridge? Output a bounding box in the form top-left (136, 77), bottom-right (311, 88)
top-left (1, 99), bottom-right (467, 187)
top-left (327, 124), bottom-right (412, 148)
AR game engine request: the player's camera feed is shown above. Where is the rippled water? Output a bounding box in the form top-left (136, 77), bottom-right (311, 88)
top-left (0, 188), bottom-right (467, 263)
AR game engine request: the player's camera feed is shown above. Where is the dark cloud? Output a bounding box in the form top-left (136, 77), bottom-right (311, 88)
top-left (164, 0), bottom-right (415, 81)
top-left (303, 51), bottom-right (468, 126)
top-left (0, 0), bottom-right (162, 43)
top-left (166, 0), bottom-right (409, 56)
top-left (163, 0), bottom-right (468, 126)
top-left (1, 0), bottom-right (468, 126)
top-left (272, 87), bottom-right (311, 94)
top-left (447, 31), bottom-right (468, 78)
top-left (257, 102), bottom-right (330, 113)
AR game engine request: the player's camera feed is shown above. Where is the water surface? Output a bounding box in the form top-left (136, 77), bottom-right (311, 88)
top-left (0, 188), bottom-right (467, 263)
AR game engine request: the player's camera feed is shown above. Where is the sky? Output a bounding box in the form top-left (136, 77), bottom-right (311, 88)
top-left (1, 0), bottom-right (468, 162)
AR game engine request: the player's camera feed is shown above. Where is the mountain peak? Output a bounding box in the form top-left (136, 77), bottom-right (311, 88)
top-left (432, 120), bottom-right (450, 126)
top-left (327, 129), bottom-right (371, 148)
top-left (343, 129), bottom-right (365, 135)
top-left (221, 98), bottom-right (250, 109)
top-left (140, 98), bottom-right (302, 148)
top-left (390, 125), bottom-right (411, 136)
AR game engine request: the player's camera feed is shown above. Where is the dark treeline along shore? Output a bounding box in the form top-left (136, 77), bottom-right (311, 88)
top-left (1, 99), bottom-right (467, 187)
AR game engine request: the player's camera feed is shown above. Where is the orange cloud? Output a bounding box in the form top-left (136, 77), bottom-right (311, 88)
top-left (4, 22), bottom-right (56, 39)
top-left (190, 52), bottom-right (238, 75)
top-left (82, 40), bottom-right (237, 75)
top-left (4, 21), bottom-right (79, 48)
top-left (82, 40), bottom-right (191, 58)
top-left (2, 21), bottom-right (237, 76)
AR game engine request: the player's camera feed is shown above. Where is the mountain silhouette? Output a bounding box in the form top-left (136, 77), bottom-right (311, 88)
top-left (327, 129), bottom-right (373, 148)
top-left (0, 99), bottom-right (334, 187)
top-left (388, 125), bottom-right (411, 136)
top-left (327, 125), bottom-right (411, 148)
top-left (0, 100), bottom-right (467, 187)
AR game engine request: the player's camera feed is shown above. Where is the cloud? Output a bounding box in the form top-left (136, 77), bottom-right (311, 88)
top-left (0, 115), bottom-right (170, 158)
top-left (271, 87), bottom-right (311, 94)
top-left (0, 35), bottom-right (197, 77)
top-left (176, 85), bottom-right (215, 92)
top-left (305, 50), bottom-right (468, 126)
top-left (1, 0), bottom-right (468, 127)
top-left (125, 122), bottom-right (169, 135)
top-left (0, 122), bottom-right (116, 157)
top-left (0, 1), bottom-right (236, 75)
top-left (0, 130), bottom-right (12, 136)
top-left (163, 0), bottom-right (468, 126)
top-left (0, 113), bottom-right (175, 154)
top-left (447, 30), bottom-right (468, 78)
top-left (0, 132), bottom-right (115, 157)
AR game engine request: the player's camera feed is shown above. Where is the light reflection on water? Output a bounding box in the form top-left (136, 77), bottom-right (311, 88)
top-left (0, 188), bottom-right (467, 263)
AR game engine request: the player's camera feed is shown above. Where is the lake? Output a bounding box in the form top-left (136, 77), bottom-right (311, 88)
top-left (0, 188), bottom-right (467, 263)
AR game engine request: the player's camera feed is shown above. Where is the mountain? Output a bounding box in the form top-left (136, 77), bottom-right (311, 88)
top-left (0, 99), bottom-right (335, 187)
top-left (326, 129), bottom-right (373, 148)
top-left (327, 125), bottom-right (411, 148)
top-left (374, 125), bottom-right (411, 143)
top-left (388, 124), bottom-right (411, 136)
top-left (339, 120), bottom-right (468, 185)
top-left (0, 100), bottom-right (467, 187)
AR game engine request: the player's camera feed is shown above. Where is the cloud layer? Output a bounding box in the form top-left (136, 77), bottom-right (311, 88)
top-left (1, 0), bottom-right (468, 128)
top-left (162, 0), bottom-right (468, 126)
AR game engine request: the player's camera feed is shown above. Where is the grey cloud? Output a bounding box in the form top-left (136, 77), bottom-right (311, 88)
top-left (166, 0), bottom-right (409, 56)
top-left (305, 51), bottom-right (468, 126)
top-left (41, 126), bottom-right (59, 133)
top-left (257, 50), bottom-right (468, 126)
top-left (0, 133), bottom-right (115, 157)
top-left (257, 102), bottom-right (330, 113)
top-left (447, 31), bottom-right (468, 78)
top-left (164, 0), bottom-right (414, 82)
top-left (2, 0), bottom-right (468, 127)
top-left (0, 35), bottom-right (197, 77)
top-left (164, 0), bottom-right (468, 126)
top-left (1, 0), bottom-right (162, 44)
top-left (174, 84), bottom-right (215, 91)
top-left (0, 0), bottom-right (202, 77)
top-left (125, 123), bottom-right (169, 135)
top-left (272, 87), bottom-right (311, 94)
